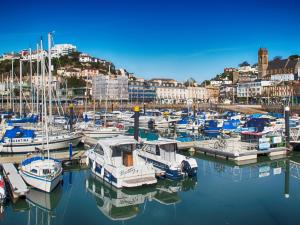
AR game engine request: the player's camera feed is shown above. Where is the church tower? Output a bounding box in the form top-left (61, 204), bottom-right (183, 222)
top-left (258, 48), bottom-right (268, 79)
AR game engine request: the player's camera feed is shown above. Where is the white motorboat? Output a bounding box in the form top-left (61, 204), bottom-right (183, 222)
top-left (85, 136), bottom-right (157, 188)
top-left (137, 139), bottom-right (198, 179)
top-left (82, 126), bottom-right (126, 138)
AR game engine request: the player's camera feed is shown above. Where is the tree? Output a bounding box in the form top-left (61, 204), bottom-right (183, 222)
top-left (289, 55), bottom-right (299, 60)
top-left (238, 61), bottom-right (250, 67)
top-left (273, 56), bottom-right (282, 61)
top-left (184, 77), bottom-right (196, 87)
top-left (65, 76), bottom-right (86, 88)
top-left (201, 80), bottom-right (210, 86)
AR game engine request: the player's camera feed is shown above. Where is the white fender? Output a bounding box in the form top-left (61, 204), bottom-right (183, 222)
top-left (86, 156), bottom-right (89, 166)
top-left (92, 161), bottom-right (96, 171)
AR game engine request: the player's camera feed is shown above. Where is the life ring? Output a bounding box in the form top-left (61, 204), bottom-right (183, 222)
top-left (116, 124), bottom-right (124, 129)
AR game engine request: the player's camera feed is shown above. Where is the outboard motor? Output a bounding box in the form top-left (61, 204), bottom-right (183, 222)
top-left (148, 119), bottom-right (155, 130)
top-left (181, 160), bottom-right (197, 177)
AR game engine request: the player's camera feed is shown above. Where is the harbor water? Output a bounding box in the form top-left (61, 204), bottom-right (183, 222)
top-left (1, 151), bottom-right (300, 225)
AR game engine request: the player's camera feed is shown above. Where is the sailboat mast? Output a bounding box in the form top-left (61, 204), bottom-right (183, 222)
top-left (29, 48), bottom-right (33, 114)
top-left (10, 59), bottom-right (13, 111)
top-left (19, 60), bottom-right (22, 116)
top-left (41, 38), bottom-right (50, 158)
top-left (1, 74), bottom-right (3, 109)
top-left (48, 32), bottom-right (52, 123)
top-left (36, 43), bottom-right (40, 115)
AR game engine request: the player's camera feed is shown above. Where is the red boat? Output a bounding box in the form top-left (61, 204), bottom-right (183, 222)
top-left (0, 175), bottom-right (6, 204)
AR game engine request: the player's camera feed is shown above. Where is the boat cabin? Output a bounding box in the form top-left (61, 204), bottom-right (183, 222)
top-left (1, 126), bottom-right (35, 143)
top-left (93, 138), bottom-right (138, 168)
top-left (142, 140), bottom-right (178, 162)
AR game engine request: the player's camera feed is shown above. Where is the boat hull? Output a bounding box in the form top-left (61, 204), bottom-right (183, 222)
top-left (0, 134), bottom-right (82, 153)
top-left (83, 131), bottom-right (125, 138)
top-left (19, 170), bottom-right (62, 193)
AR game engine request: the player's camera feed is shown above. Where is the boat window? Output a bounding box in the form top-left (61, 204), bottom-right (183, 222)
top-left (31, 169), bottom-right (37, 174)
top-left (112, 144), bottom-right (133, 157)
top-left (144, 144), bottom-right (157, 155)
top-left (43, 169), bottom-right (51, 175)
top-left (156, 145), bottom-right (160, 156)
top-left (94, 144), bottom-right (104, 155)
top-left (160, 143), bottom-right (176, 152)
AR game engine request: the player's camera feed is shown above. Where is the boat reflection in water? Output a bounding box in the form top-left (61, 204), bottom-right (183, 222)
top-left (25, 186), bottom-right (62, 225)
top-left (86, 174), bottom-right (197, 221)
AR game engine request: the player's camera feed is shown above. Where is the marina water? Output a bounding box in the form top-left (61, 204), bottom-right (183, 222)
top-left (1, 151), bottom-right (300, 225)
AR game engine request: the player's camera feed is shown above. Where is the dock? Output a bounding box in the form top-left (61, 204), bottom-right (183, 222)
top-left (193, 138), bottom-right (288, 165)
top-left (0, 150), bottom-right (87, 165)
top-left (2, 163), bottom-right (29, 199)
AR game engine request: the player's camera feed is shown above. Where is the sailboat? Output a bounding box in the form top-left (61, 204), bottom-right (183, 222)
top-left (19, 33), bottom-right (63, 193)
top-left (0, 33), bottom-right (82, 154)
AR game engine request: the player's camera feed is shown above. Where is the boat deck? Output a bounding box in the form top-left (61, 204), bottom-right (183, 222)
top-left (1, 163), bottom-right (29, 199)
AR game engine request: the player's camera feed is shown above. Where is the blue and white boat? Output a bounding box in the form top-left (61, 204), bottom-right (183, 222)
top-left (176, 117), bottom-right (190, 129)
top-left (137, 139), bottom-right (198, 179)
top-left (19, 156), bottom-right (63, 193)
top-left (222, 119), bottom-right (240, 133)
top-left (85, 136), bottom-right (157, 188)
top-left (203, 120), bottom-right (223, 135)
top-left (6, 114), bottom-right (39, 125)
top-left (0, 126), bottom-right (82, 153)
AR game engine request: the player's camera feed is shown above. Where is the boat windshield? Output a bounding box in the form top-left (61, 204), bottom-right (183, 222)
top-left (160, 143), bottom-right (177, 162)
top-left (112, 144), bottom-right (135, 157)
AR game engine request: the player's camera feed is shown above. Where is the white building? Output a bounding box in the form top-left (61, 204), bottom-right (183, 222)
top-left (210, 79), bottom-right (232, 87)
top-left (270, 73), bottom-right (296, 81)
top-left (79, 53), bottom-right (92, 63)
top-left (51, 44), bottom-right (76, 57)
top-left (238, 65), bottom-right (258, 74)
top-left (237, 80), bottom-right (273, 98)
top-left (156, 86), bottom-right (187, 104)
top-left (186, 86), bottom-right (209, 102)
top-left (92, 75), bottom-right (128, 101)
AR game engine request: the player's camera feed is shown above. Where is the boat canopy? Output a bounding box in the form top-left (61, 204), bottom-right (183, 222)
top-left (244, 118), bottom-right (270, 132)
top-left (7, 114), bottom-right (39, 124)
top-left (2, 126), bottom-right (36, 141)
top-left (21, 156), bottom-right (60, 166)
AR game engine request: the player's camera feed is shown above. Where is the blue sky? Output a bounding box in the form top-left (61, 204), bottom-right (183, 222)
top-left (1, 0), bottom-right (300, 82)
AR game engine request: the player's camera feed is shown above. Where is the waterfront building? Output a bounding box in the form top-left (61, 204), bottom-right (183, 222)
top-left (51, 44), bottom-right (76, 57)
top-left (186, 86), bottom-right (209, 103)
top-left (92, 75), bottom-right (128, 101)
top-left (262, 81), bottom-right (300, 104)
top-left (219, 84), bottom-right (236, 103)
top-left (156, 84), bottom-right (186, 104)
top-left (206, 86), bottom-right (219, 103)
top-left (128, 79), bottom-right (157, 103)
top-left (237, 80), bottom-right (273, 103)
